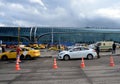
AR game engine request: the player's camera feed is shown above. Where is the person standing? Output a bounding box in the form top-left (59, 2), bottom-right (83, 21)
top-left (95, 44), bottom-right (100, 58)
top-left (0, 45), bottom-right (2, 53)
top-left (16, 46), bottom-right (22, 62)
top-left (2, 46), bottom-right (5, 52)
top-left (112, 42), bottom-right (116, 54)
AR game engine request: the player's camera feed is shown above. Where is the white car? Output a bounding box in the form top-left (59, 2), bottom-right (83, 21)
top-left (58, 46), bottom-right (97, 60)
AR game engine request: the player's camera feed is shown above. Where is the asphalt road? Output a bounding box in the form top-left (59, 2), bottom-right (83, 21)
top-left (0, 49), bottom-right (120, 84)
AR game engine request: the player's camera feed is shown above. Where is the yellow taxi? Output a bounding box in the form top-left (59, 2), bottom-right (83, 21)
top-left (39, 44), bottom-right (46, 49)
top-left (29, 43), bottom-right (46, 49)
top-left (0, 47), bottom-right (40, 61)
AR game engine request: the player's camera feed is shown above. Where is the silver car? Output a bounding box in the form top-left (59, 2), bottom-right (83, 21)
top-left (58, 46), bottom-right (97, 60)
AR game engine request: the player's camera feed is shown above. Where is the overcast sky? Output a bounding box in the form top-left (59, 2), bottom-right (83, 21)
top-left (0, 0), bottom-right (120, 28)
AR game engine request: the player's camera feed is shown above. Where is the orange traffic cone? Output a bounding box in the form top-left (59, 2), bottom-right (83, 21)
top-left (80, 58), bottom-right (85, 68)
top-left (53, 58), bottom-right (58, 69)
top-left (15, 62), bottom-right (21, 71)
top-left (109, 56), bottom-right (115, 67)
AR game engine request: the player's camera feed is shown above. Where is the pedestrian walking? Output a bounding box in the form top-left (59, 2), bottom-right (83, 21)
top-left (112, 42), bottom-right (116, 54)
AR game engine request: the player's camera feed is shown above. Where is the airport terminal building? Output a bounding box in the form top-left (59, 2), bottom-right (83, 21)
top-left (0, 27), bottom-right (120, 45)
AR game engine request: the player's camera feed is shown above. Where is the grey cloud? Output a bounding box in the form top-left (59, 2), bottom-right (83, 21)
top-left (0, 0), bottom-right (120, 28)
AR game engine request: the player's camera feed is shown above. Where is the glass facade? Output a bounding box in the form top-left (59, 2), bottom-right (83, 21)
top-left (0, 27), bottom-right (120, 45)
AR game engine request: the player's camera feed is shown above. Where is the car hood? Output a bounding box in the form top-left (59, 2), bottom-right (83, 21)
top-left (59, 50), bottom-right (69, 54)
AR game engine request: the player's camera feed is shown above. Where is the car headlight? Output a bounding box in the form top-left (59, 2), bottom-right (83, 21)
top-left (59, 52), bottom-right (65, 55)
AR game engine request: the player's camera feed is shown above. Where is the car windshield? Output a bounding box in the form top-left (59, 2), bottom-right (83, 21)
top-left (65, 47), bottom-right (72, 51)
top-left (21, 47), bottom-right (35, 51)
top-left (28, 47), bottom-right (34, 50)
top-left (10, 49), bottom-right (16, 52)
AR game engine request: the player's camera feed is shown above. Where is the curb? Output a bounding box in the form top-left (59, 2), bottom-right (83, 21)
top-left (39, 54), bottom-right (120, 58)
top-left (101, 54), bottom-right (120, 57)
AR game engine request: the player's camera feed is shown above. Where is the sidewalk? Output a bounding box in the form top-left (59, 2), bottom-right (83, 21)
top-left (100, 49), bottom-right (120, 56)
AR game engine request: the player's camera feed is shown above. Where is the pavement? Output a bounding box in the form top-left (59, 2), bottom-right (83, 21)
top-left (1, 53), bottom-right (120, 84)
top-left (82, 65), bottom-right (120, 84)
top-left (1, 48), bottom-right (120, 84)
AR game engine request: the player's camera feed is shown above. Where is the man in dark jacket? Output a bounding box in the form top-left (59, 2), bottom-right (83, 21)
top-left (2, 46), bottom-right (5, 52)
top-left (95, 45), bottom-right (100, 58)
top-left (112, 42), bottom-right (116, 54)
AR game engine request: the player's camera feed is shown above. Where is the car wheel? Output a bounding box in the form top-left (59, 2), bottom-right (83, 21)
top-left (25, 55), bottom-right (32, 60)
top-left (20, 55), bottom-right (24, 60)
top-left (87, 54), bottom-right (93, 60)
top-left (64, 55), bottom-right (70, 61)
top-left (1, 55), bottom-right (8, 61)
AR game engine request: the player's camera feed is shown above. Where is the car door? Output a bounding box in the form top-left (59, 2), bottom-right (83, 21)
top-left (8, 49), bottom-right (17, 59)
top-left (69, 47), bottom-right (81, 58)
top-left (79, 47), bottom-right (89, 58)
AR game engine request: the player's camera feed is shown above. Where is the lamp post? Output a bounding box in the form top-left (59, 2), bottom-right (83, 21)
top-left (51, 27), bottom-right (53, 45)
top-left (18, 27), bottom-right (20, 45)
top-left (34, 27), bottom-right (37, 43)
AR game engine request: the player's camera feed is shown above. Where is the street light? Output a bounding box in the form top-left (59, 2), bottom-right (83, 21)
top-left (34, 27), bottom-right (37, 43)
top-left (51, 27), bottom-right (53, 45)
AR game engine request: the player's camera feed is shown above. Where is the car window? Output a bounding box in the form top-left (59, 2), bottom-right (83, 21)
top-left (10, 49), bottom-right (16, 52)
top-left (82, 47), bottom-right (89, 50)
top-left (21, 48), bottom-right (29, 51)
top-left (30, 48), bottom-right (35, 50)
top-left (73, 47), bottom-right (81, 51)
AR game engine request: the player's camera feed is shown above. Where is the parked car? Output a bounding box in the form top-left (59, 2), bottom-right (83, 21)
top-left (0, 47), bottom-right (40, 61)
top-left (58, 46), bottom-right (97, 60)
